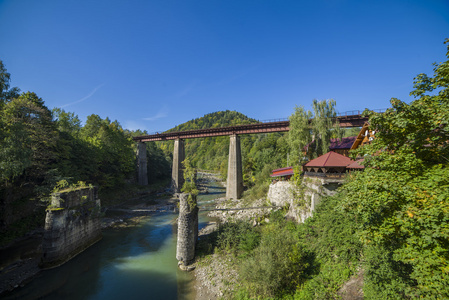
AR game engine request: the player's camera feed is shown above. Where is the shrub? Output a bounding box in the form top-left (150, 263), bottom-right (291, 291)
top-left (295, 263), bottom-right (351, 300)
top-left (239, 221), bottom-right (311, 298)
top-left (216, 221), bottom-right (260, 254)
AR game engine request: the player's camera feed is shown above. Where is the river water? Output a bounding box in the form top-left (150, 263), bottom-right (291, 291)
top-left (4, 181), bottom-right (225, 300)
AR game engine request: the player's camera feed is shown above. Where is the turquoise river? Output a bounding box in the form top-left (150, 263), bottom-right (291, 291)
top-left (4, 182), bottom-right (225, 300)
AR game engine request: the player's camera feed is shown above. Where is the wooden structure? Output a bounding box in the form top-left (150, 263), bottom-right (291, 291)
top-left (351, 122), bottom-right (375, 150)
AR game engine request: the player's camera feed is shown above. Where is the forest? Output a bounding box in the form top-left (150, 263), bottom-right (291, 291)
top-left (0, 61), bottom-right (171, 245)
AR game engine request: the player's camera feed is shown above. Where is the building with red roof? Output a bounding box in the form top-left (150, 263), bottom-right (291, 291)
top-left (329, 136), bottom-right (357, 157)
top-left (270, 167), bottom-right (294, 180)
top-left (346, 159), bottom-right (365, 170)
top-left (303, 151), bottom-right (363, 178)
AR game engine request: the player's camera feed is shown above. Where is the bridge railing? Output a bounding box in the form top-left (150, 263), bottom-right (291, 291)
top-left (259, 108), bottom-right (388, 123)
top-left (336, 108), bottom-right (388, 117)
top-left (138, 108), bottom-right (388, 137)
top-left (259, 118), bottom-right (289, 123)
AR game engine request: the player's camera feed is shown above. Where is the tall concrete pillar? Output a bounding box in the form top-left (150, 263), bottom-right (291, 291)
top-left (137, 142), bottom-right (148, 186)
top-left (172, 139), bottom-right (185, 193)
top-left (226, 135), bottom-right (243, 199)
top-left (176, 193), bottom-right (198, 268)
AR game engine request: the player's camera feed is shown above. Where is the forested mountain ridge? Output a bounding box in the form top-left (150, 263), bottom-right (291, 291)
top-left (166, 110), bottom-right (259, 132)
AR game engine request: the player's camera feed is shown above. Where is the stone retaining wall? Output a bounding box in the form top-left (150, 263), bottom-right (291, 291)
top-left (42, 187), bottom-right (102, 268)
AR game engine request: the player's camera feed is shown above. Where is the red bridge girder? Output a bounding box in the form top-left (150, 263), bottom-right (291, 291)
top-left (133, 114), bottom-right (369, 142)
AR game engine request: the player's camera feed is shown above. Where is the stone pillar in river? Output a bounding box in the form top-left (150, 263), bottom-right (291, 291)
top-left (172, 139), bottom-right (185, 193)
top-left (176, 193), bottom-right (198, 269)
top-left (42, 187), bottom-right (102, 268)
top-left (226, 134), bottom-right (243, 199)
top-left (137, 142), bottom-right (148, 186)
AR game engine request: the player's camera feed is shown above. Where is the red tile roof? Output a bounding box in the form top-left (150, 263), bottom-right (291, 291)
top-left (329, 136), bottom-right (357, 150)
top-left (270, 167), bottom-right (294, 177)
top-left (347, 159), bottom-right (365, 169)
top-left (304, 151), bottom-right (353, 167)
top-left (305, 136), bottom-right (357, 152)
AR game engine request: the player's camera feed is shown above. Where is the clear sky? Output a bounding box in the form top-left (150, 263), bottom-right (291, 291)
top-left (0, 0), bottom-right (448, 133)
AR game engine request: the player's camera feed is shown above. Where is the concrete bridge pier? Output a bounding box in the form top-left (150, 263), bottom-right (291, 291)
top-left (226, 134), bottom-right (243, 199)
top-left (172, 139), bottom-right (185, 193)
top-left (137, 142), bottom-right (148, 186)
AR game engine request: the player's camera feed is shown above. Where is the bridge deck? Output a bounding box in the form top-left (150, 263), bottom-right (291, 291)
top-left (133, 113), bottom-right (370, 142)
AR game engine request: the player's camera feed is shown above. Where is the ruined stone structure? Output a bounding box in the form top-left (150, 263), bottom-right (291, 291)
top-left (42, 187), bottom-right (102, 268)
top-left (176, 193), bottom-right (198, 268)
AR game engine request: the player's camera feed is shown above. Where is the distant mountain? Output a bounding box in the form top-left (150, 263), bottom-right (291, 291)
top-left (167, 110), bottom-right (259, 132)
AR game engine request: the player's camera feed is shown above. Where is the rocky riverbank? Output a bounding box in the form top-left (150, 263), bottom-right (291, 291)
top-left (208, 197), bottom-right (275, 224)
top-left (192, 194), bottom-right (279, 299)
top-left (0, 231), bottom-right (43, 296)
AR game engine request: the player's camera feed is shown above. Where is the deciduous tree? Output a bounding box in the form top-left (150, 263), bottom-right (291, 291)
top-left (341, 39), bottom-right (449, 299)
top-left (288, 99), bottom-right (341, 165)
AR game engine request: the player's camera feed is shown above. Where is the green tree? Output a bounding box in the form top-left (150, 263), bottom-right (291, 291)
top-left (239, 215), bottom-right (311, 298)
top-left (288, 99), bottom-right (341, 165)
top-left (0, 60), bottom-right (20, 108)
top-left (52, 108), bottom-right (95, 182)
top-left (79, 114), bottom-right (135, 188)
top-left (311, 99), bottom-right (342, 156)
top-left (340, 39), bottom-right (449, 299)
top-left (53, 108), bottom-right (82, 135)
top-left (294, 191), bottom-right (363, 300)
top-left (0, 92), bottom-right (57, 182)
top-left (181, 158), bottom-right (198, 209)
top-left (288, 105), bottom-right (313, 164)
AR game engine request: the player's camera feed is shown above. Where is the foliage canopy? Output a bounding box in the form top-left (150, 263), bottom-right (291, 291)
top-left (288, 99), bottom-right (343, 165)
top-left (340, 38), bottom-right (449, 299)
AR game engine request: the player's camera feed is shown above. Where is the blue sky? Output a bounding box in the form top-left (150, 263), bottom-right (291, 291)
top-left (0, 0), bottom-right (448, 133)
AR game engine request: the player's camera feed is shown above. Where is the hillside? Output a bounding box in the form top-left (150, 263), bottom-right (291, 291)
top-left (167, 110), bottom-right (259, 132)
top-left (157, 110), bottom-right (288, 199)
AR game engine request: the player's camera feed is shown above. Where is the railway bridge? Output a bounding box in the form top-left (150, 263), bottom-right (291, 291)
top-left (132, 110), bottom-right (377, 199)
